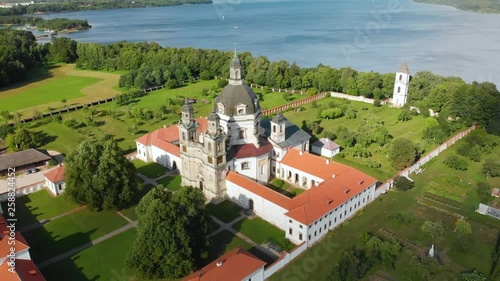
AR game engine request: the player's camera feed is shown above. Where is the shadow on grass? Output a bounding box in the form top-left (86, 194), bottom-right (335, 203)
top-left (0, 63), bottom-right (58, 92)
top-left (1, 197), bottom-right (91, 281)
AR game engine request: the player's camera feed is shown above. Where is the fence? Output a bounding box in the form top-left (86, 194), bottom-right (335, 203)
top-left (263, 242), bottom-right (308, 279)
top-left (261, 93), bottom-right (328, 116)
top-left (375, 125), bottom-right (476, 197)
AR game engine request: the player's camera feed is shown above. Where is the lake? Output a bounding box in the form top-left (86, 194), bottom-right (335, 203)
top-left (41, 0), bottom-right (500, 85)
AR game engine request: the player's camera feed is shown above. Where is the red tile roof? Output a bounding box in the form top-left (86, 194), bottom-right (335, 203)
top-left (0, 259), bottom-right (47, 281)
top-left (136, 118), bottom-right (208, 158)
top-left (43, 165), bottom-right (65, 183)
top-left (228, 152), bottom-right (377, 225)
top-left (280, 149), bottom-right (350, 180)
top-left (184, 247), bottom-right (265, 281)
top-left (233, 138), bottom-right (273, 159)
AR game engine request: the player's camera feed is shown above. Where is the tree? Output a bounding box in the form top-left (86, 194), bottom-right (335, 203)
top-left (455, 219), bottom-right (472, 238)
top-left (0, 124), bottom-right (14, 140)
top-left (0, 110), bottom-right (13, 121)
top-left (321, 108), bottom-right (343, 119)
top-left (328, 248), bottom-right (371, 281)
top-left (127, 186), bottom-right (211, 279)
top-left (48, 36), bottom-right (78, 63)
top-left (444, 154), bottom-right (468, 171)
top-left (398, 109), bottom-right (413, 122)
top-left (482, 158), bottom-right (500, 177)
top-left (394, 176), bottom-right (414, 191)
top-left (64, 138), bottom-right (138, 210)
top-left (389, 138), bottom-right (417, 170)
top-left (421, 220), bottom-right (445, 239)
top-left (460, 270), bottom-right (487, 281)
top-left (476, 182), bottom-right (492, 203)
top-left (365, 236), bottom-right (401, 266)
top-left (5, 128), bottom-right (42, 151)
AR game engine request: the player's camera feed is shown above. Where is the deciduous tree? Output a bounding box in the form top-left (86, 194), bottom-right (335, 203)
top-left (389, 138), bottom-right (416, 170)
top-left (421, 220), bottom-right (445, 240)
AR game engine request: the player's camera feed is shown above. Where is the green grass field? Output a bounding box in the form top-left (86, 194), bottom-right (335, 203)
top-left (23, 209), bottom-right (128, 263)
top-left (206, 200), bottom-right (242, 223)
top-left (7, 190), bottom-right (78, 227)
top-left (0, 76), bottom-right (99, 112)
top-left (233, 217), bottom-right (295, 251)
top-left (425, 175), bottom-right (472, 202)
top-left (156, 175), bottom-right (182, 192)
top-left (283, 99), bottom-right (436, 181)
top-left (132, 159), bottom-right (168, 179)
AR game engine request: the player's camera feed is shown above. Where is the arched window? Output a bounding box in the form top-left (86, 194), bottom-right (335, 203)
top-left (399, 74), bottom-right (402, 81)
top-left (273, 125), bottom-right (276, 133)
top-left (235, 70), bottom-right (239, 78)
top-left (397, 86), bottom-right (401, 93)
top-left (238, 108), bottom-right (244, 115)
top-left (182, 132), bottom-right (186, 141)
top-left (208, 142), bottom-right (212, 152)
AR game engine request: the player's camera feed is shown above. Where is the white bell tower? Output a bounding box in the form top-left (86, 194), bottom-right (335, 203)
top-left (392, 63), bottom-right (410, 107)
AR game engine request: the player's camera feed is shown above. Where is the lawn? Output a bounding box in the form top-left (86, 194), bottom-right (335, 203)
top-left (120, 183), bottom-right (155, 221)
top-left (233, 217), bottom-right (294, 251)
top-left (269, 140), bottom-right (500, 281)
top-left (157, 175), bottom-right (182, 192)
top-left (22, 209), bottom-right (129, 263)
top-left (0, 64), bottom-right (120, 116)
top-left (204, 230), bottom-right (253, 265)
top-left (206, 200), bottom-right (243, 223)
top-left (8, 190), bottom-right (78, 228)
top-left (267, 178), bottom-right (305, 198)
top-left (252, 88), bottom-right (302, 110)
top-left (132, 159), bottom-right (168, 179)
top-left (283, 99), bottom-right (434, 181)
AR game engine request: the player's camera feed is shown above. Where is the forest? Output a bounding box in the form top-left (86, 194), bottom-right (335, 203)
top-left (415, 0), bottom-right (500, 13)
top-left (0, 0), bottom-right (212, 15)
top-left (0, 16), bottom-right (91, 31)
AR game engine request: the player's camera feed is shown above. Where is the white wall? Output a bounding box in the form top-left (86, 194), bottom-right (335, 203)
top-left (226, 180), bottom-right (288, 230)
top-left (277, 162), bottom-right (324, 189)
top-left (45, 179), bottom-right (66, 196)
top-left (241, 266), bottom-right (265, 281)
top-left (135, 142), bottom-right (150, 162)
top-left (151, 145), bottom-right (180, 170)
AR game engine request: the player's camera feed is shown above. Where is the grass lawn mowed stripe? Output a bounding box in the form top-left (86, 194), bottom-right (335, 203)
top-left (41, 228), bottom-right (138, 281)
top-left (7, 190), bottom-right (78, 228)
top-left (206, 200), bottom-right (242, 223)
top-left (156, 175), bottom-right (182, 191)
top-left (132, 159), bottom-right (167, 179)
top-left (233, 217), bottom-right (294, 251)
top-left (23, 209), bottom-right (128, 263)
top-left (0, 76), bottom-right (100, 112)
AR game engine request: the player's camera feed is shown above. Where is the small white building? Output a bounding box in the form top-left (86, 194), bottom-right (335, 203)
top-left (184, 247), bottom-right (266, 281)
top-left (43, 165), bottom-right (66, 196)
top-left (311, 138), bottom-right (340, 158)
top-left (392, 63), bottom-right (411, 107)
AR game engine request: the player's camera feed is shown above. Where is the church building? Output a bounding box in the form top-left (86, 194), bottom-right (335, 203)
top-left (135, 52), bottom-right (378, 247)
top-left (391, 63), bottom-right (411, 107)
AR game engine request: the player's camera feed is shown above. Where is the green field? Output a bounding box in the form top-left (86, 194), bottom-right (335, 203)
top-left (0, 76), bottom-right (99, 112)
top-left (132, 159), bottom-right (168, 179)
top-left (425, 175), bottom-right (472, 202)
top-left (23, 209), bottom-right (128, 263)
top-left (283, 99), bottom-right (437, 181)
top-left (206, 200), bottom-right (243, 223)
top-left (156, 175), bottom-right (182, 192)
top-left (7, 190), bottom-right (78, 227)
top-left (233, 217), bottom-right (294, 251)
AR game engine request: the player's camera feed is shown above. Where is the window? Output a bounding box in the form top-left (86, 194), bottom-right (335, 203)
top-left (208, 142), bottom-right (212, 152)
top-left (239, 129), bottom-right (244, 139)
top-left (218, 104), bottom-right (224, 114)
top-left (289, 228), bottom-right (293, 235)
top-left (350, 207), bottom-right (352, 212)
top-left (399, 74), bottom-right (402, 81)
top-left (397, 86), bottom-right (401, 93)
top-left (238, 108), bottom-right (244, 115)
top-left (280, 125), bottom-right (283, 133)
top-left (299, 233), bottom-right (303, 241)
top-left (289, 219), bottom-right (292, 223)
top-left (182, 145), bottom-right (187, 152)
top-left (314, 231), bottom-right (317, 236)
top-left (324, 225), bottom-right (327, 230)
top-left (208, 157), bottom-right (213, 164)
top-left (335, 217), bottom-right (337, 223)
top-left (308, 235), bottom-right (311, 240)
top-left (241, 162), bottom-right (250, 170)
top-left (182, 132), bottom-right (186, 141)
top-left (329, 221), bottom-right (331, 226)
top-left (299, 225), bottom-right (303, 229)
top-left (273, 125), bottom-right (276, 133)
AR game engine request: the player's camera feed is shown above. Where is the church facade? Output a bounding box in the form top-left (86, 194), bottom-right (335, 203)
top-left (135, 53), bottom-right (378, 247)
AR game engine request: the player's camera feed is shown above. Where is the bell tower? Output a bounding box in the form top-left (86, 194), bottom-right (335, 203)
top-left (229, 51), bottom-right (243, 86)
top-left (392, 63), bottom-right (410, 107)
top-left (270, 112), bottom-right (286, 144)
top-left (202, 109), bottom-right (227, 202)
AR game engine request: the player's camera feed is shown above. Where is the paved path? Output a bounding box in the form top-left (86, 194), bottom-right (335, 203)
top-left (116, 211), bottom-right (133, 223)
top-left (37, 221), bottom-right (137, 269)
top-left (20, 205), bottom-right (87, 233)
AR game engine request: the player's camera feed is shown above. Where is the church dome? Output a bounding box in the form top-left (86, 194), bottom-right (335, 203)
top-left (215, 84), bottom-right (259, 116)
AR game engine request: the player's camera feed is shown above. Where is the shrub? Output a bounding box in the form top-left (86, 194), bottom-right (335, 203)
top-left (373, 99), bottom-right (381, 107)
top-left (482, 158), bottom-right (500, 177)
top-left (63, 118), bottom-right (78, 129)
top-left (274, 179), bottom-right (285, 188)
top-left (311, 100), bottom-right (318, 108)
top-left (365, 159), bottom-right (381, 168)
top-left (389, 212), bottom-right (412, 224)
top-left (320, 108), bottom-right (343, 119)
top-left (394, 176), bottom-right (414, 191)
top-left (444, 154), bottom-right (468, 170)
top-left (477, 182), bottom-right (492, 203)
top-left (398, 109), bottom-right (413, 122)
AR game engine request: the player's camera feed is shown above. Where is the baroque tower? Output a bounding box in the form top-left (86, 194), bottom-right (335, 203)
top-left (392, 63), bottom-right (410, 107)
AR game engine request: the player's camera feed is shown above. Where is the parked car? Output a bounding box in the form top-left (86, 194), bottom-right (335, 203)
top-left (24, 169), bottom-right (32, 175)
top-left (31, 168), bottom-right (38, 173)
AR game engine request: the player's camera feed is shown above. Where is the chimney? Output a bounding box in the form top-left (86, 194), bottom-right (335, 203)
top-left (326, 159), bottom-right (330, 164)
top-left (359, 180), bottom-right (364, 185)
top-left (236, 246), bottom-right (240, 254)
top-left (299, 151), bottom-right (303, 156)
top-left (29, 270), bottom-right (37, 275)
top-left (216, 260), bottom-right (223, 267)
top-left (332, 174), bottom-right (335, 178)
top-left (343, 188), bottom-right (350, 194)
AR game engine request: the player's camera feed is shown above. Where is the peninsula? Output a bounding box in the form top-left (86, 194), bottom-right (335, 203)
top-left (414, 0), bottom-right (500, 13)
